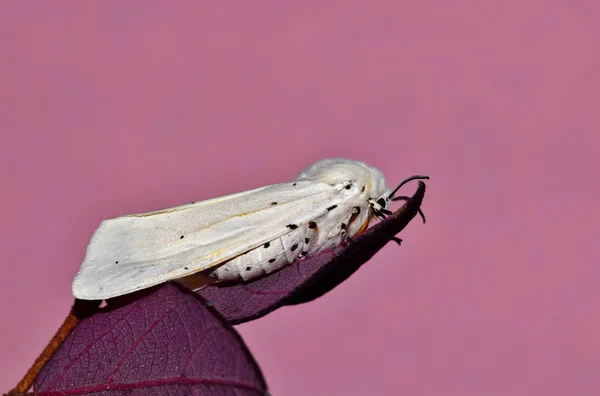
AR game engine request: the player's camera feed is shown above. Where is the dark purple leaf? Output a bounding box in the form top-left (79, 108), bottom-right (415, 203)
top-left (198, 181), bottom-right (426, 324)
top-left (32, 283), bottom-right (267, 396)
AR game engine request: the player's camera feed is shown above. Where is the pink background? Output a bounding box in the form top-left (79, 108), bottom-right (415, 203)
top-left (1, 2), bottom-right (598, 395)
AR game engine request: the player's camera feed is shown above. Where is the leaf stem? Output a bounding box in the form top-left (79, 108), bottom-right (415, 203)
top-left (5, 299), bottom-right (101, 395)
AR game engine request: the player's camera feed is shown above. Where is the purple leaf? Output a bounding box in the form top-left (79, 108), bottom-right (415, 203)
top-left (198, 181), bottom-right (426, 324)
top-left (32, 283), bottom-right (267, 396)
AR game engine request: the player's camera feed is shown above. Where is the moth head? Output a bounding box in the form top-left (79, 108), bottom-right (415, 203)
top-left (374, 174), bottom-right (430, 220)
top-left (368, 196), bottom-right (392, 219)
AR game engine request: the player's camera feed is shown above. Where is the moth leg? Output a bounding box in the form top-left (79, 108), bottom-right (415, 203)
top-left (391, 236), bottom-right (403, 246)
top-left (341, 205), bottom-right (363, 243)
top-left (390, 195), bottom-right (427, 224)
top-left (343, 233), bottom-right (359, 246)
top-left (340, 221), bottom-right (351, 243)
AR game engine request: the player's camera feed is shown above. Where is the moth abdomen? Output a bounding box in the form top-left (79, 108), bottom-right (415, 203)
top-left (206, 222), bottom-right (315, 282)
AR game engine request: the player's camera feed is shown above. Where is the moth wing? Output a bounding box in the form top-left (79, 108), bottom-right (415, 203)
top-left (72, 181), bottom-right (344, 299)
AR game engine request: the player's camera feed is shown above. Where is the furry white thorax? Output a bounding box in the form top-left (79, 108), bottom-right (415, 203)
top-left (297, 158), bottom-right (390, 202)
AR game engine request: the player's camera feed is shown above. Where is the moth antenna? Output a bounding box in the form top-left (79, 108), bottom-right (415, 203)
top-left (388, 175), bottom-right (429, 200)
top-left (390, 195), bottom-right (411, 201)
top-left (390, 195), bottom-right (427, 223)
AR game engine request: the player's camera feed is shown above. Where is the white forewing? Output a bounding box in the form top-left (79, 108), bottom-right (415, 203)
top-left (72, 181), bottom-right (349, 300)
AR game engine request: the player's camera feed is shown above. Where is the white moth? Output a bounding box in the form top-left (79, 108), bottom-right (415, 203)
top-left (72, 158), bottom-right (427, 300)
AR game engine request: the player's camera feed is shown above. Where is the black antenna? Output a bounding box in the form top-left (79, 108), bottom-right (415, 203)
top-left (387, 175), bottom-right (430, 200)
top-left (391, 195), bottom-right (427, 223)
